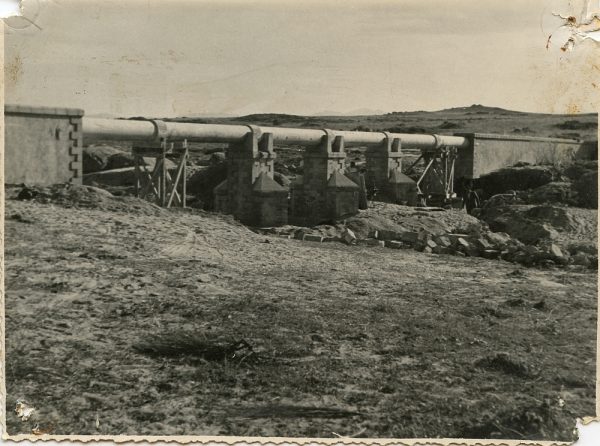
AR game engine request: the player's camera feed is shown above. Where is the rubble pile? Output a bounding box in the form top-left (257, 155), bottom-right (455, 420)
top-left (258, 203), bottom-right (597, 270)
top-left (476, 161), bottom-right (598, 209)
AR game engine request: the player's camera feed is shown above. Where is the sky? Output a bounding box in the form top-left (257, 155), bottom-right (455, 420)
top-left (4, 0), bottom-right (600, 117)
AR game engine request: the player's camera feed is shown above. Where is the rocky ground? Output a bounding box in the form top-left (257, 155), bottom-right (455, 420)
top-left (4, 185), bottom-right (597, 440)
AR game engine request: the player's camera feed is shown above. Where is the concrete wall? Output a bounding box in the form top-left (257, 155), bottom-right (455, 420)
top-left (454, 133), bottom-right (585, 179)
top-left (5, 105), bottom-right (84, 185)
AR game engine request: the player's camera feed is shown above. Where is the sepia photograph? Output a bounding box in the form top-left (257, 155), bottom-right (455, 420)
top-left (2, 0), bottom-right (599, 441)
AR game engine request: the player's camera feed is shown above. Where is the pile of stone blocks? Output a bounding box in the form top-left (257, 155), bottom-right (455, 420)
top-left (359, 228), bottom-right (578, 268)
top-left (263, 223), bottom-right (595, 269)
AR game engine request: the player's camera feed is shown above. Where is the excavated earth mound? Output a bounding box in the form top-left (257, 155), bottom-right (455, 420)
top-left (476, 165), bottom-right (560, 197)
top-left (479, 204), bottom-right (597, 251)
top-left (11, 184), bottom-right (166, 216)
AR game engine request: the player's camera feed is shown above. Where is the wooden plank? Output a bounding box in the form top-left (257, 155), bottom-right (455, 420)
top-left (182, 148), bottom-right (188, 208)
top-left (166, 151), bottom-right (187, 207)
top-left (160, 145), bottom-right (167, 207)
top-left (165, 169), bottom-right (182, 207)
top-left (133, 155), bottom-right (141, 197)
top-left (140, 157), bottom-right (162, 199)
top-left (139, 160), bottom-right (160, 198)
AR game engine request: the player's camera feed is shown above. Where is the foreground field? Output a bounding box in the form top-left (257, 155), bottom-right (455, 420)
top-left (4, 197), bottom-right (596, 440)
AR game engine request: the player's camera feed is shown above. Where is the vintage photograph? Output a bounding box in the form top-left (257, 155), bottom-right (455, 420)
top-left (2, 0), bottom-right (598, 441)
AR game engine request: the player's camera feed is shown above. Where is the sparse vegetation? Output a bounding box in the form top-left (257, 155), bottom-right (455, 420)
top-left (554, 120), bottom-right (597, 130)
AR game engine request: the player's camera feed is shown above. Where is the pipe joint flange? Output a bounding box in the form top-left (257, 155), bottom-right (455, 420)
top-left (323, 128), bottom-right (336, 140)
top-left (323, 129), bottom-right (344, 153)
top-left (382, 131), bottom-right (401, 153)
top-left (381, 131), bottom-right (392, 148)
top-left (150, 119), bottom-right (168, 142)
top-left (246, 124), bottom-right (263, 141)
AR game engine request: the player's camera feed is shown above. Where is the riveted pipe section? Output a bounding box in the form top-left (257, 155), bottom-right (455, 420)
top-left (82, 117), bottom-right (470, 149)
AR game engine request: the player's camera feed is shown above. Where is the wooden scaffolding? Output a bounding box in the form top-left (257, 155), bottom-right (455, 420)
top-left (132, 139), bottom-right (189, 208)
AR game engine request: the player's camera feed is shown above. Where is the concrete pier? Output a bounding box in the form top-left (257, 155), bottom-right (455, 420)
top-left (290, 131), bottom-right (359, 225)
top-left (365, 132), bottom-right (418, 205)
top-left (214, 126), bottom-right (288, 226)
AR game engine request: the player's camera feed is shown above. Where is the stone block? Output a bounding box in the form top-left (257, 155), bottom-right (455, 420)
top-left (432, 245), bottom-right (451, 255)
top-left (377, 229), bottom-right (402, 241)
top-left (457, 237), bottom-right (470, 249)
top-left (423, 246), bottom-right (433, 254)
top-left (385, 240), bottom-right (404, 249)
top-left (506, 244), bottom-right (521, 254)
top-left (434, 235), bottom-right (452, 247)
top-left (342, 228), bottom-right (357, 245)
top-left (457, 238), bottom-right (479, 256)
top-left (475, 237), bottom-right (493, 250)
top-left (545, 243), bottom-right (568, 264)
top-left (303, 234), bottom-right (324, 243)
top-left (418, 230), bottom-right (432, 242)
top-left (359, 238), bottom-right (385, 247)
top-left (448, 233), bottom-right (470, 246)
top-left (294, 229), bottom-right (307, 240)
top-left (572, 252), bottom-right (591, 267)
top-left (481, 249), bottom-right (501, 259)
top-left (400, 231), bottom-right (419, 244)
top-left (485, 231), bottom-right (512, 248)
top-left (524, 245), bottom-right (541, 256)
top-left (513, 251), bottom-right (532, 266)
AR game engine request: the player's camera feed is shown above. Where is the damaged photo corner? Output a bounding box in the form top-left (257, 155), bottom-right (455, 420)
top-left (0, 0), bottom-right (599, 444)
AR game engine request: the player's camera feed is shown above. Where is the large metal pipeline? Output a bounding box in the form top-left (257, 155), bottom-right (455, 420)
top-left (82, 117), bottom-right (470, 149)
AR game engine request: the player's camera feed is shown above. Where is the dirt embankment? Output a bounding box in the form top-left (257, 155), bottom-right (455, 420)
top-left (462, 161), bottom-right (598, 268)
top-left (474, 161), bottom-right (598, 209)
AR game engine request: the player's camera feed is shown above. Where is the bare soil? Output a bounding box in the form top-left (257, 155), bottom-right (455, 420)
top-left (4, 192), bottom-right (596, 440)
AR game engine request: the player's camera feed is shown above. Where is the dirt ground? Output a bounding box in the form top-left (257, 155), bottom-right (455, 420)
top-left (4, 193), bottom-right (596, 440)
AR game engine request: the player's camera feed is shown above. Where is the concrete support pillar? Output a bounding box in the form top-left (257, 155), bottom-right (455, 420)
top-left (290, 130), bottom-right (359, 225)
top-left (366, 132), bottom-right (417, 205)
top-left (214, 126), bottom-right (288, 226)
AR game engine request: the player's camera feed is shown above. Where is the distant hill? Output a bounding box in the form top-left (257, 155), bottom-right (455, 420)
top-left (437, 104), bottom-right (523, 114)
top-left (230, 113), bottom-right (307, 122)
